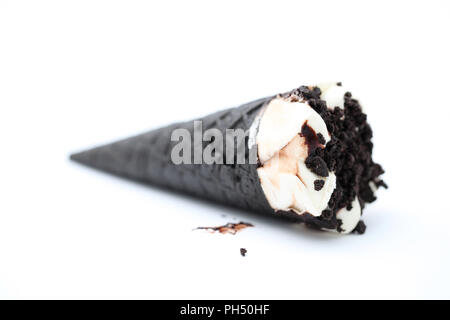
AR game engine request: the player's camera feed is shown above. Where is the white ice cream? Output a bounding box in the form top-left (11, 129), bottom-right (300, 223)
top-left (336, 198), bottom-right (361, 234)
top-left (251, 83), bottom-right (365, 233)
top-left (318, 82), bottom-right (347, 110)
top-left (318, 82), bottom-right (365, 112)
top-left (254, 97), bottom-right (336, 217)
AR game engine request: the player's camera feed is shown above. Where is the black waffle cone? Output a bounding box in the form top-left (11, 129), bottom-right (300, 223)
top-left (70, 96), bottom-right (283, 216)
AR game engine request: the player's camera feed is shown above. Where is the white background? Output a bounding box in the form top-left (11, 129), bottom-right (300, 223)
top-left (1, 0), bottom-right (449, 299)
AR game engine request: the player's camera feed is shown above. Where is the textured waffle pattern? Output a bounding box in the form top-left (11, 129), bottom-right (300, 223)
top-left (71, 97), bottom-right (276, 215)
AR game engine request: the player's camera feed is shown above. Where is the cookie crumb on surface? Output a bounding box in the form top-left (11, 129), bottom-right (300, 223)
top-left (194, 222), bottom-right (254, 235)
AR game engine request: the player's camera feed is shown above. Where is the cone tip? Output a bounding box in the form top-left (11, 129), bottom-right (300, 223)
top-left (69, 150), bottom-right (88, 165)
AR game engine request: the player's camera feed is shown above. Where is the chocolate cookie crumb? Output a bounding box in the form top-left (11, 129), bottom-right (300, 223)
top-left (314, 179), bottom-right (325, 191)
top-left (317, 133), bottom-right (326, 145)
top-left (321, 209), bottom-right (333, 221)
top-left (195, 222), bottom-right (253, 235)
top-left (240, 248), bottom-right (247, 257)
top-left (353, 221), bottom-right (366, 234)
top-left (291, 85), bottom-right (386, 232)
top-left (305, 156), bottom-right (329, 177)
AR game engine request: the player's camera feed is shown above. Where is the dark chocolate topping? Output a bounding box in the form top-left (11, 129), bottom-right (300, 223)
top-left (287, 85), bottom-right (387, 234)
top-left (305, 155), bottom-right (329, 177)
top-left (300, 121), bottom-right (324, 156)
top-left (353, 220), bottom-right (367, 234)
top-left (314, 179), bottom-right (325, 191)
top-left (317, 133), bottom-right (326, 145)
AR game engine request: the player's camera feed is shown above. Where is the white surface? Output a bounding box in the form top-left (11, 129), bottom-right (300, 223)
top-left (0, 0), bottom-right (449, 299)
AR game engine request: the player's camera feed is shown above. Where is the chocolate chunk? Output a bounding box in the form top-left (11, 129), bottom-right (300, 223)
top-left (292, 86), bottom-right (321, 100)
top-left (376, 180), bottom-right (388, 189)
top-left (317, 133), bottom-right (326, 145)
top-left (298, 86), bottom-right (386, 232)
top-left (314, 179), bottom-right (325, 191)
top-left (240, 248), bottom-right (247, 257)
top-left (336, 220), bottom-right (344, 233)
top-left (305, 156), bottom-right (329, 177)
top-left (352, 220), bottom-right (366, 234)
top-left (321, 209), bottom-right (333, 221)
